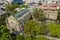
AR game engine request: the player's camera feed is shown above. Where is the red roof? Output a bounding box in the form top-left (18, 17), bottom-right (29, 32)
top-left (41, 4), bottom-right (57, 10)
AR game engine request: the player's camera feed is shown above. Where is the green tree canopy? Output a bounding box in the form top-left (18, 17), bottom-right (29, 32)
top-left (24, 20), bottom-right (41, 39)
top-left (5, 4), bottom-right (28, 16)
top-left (5, 4), bottom-right (19, 16)
top-left (57, 8), bottom-right (60, 22)
top-left (19, 4), bottom-right (28, 8)
top-left (16, 34), bottom-right (24, 40)
top-left (47, 23), bottom-right (60, 37)
top-left (0, 14), bottom-right (6, 26)
top-left (32, 8), bottom-right (45, 21)
top-left (5, 4), bottom-right (19, 11)
top-left (24, 36), bottom-right (32, 40)
top-left (0, 25), bottom-right (13, 40)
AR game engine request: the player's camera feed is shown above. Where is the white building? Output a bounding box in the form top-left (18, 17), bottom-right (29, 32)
top-left (44, 10), bottom-right (58, 20)
top-left (24, 0), bottom-right (40, 4)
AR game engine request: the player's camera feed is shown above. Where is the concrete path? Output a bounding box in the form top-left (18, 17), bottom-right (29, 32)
top-left (36, 35), bottom-right (60, 40)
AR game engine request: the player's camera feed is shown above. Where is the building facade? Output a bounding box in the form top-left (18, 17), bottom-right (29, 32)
top-left (44, 10), bottom-right (58, 20)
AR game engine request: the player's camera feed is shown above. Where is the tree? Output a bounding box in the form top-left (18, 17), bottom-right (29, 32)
top-left (24, 20), bottom-right (41, 40)
top-left (5, 4), bottom-right (27, 16)
top-left (47, 23), bottom-right (60, 38)
top-left (5, 4), bottom-right (19, 16)
top-left (12, 4), bottom-right (20, 9)
top-left (32, 8), bottom-right (47, 35)
top-left (32, 8), bottom-right (45, 21)
top-left (5, 4), bottom-right (19, 12)
top-left (0, 33), bottom-right (13, 40)
top-left (24, 36), bottom-right (32, 40)
top-left (40, 25), bottom-right (48, 35)
top-left (19, 4), bottom-right (28, 8)
top-left (0, 14), bottom-right (6, 26)
top-left (57, 8), bottom-right (60, 22)
top-left (0, 25), bottom-right (13, 40)
top-left (16, 34), bottom-right (24, 40)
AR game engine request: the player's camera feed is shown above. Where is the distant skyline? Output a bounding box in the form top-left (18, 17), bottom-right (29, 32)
top-left (0, 0), bottom-right (60, 3)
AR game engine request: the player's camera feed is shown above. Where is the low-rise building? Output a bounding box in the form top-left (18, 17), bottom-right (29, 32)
top-left (24, 0), bottom-right (40, 4)
top-left (44, 10), bottom-right (58, 20)
top-left (42, 4), bottom-right (57, 10)
top-left (7, 8), bottom-right (31, 33)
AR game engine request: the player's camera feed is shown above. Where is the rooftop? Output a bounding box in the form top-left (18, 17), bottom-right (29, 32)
top-left (12, 8), bottom-right (30, 20)
top-left (38, 4), bottom-right (57, 10)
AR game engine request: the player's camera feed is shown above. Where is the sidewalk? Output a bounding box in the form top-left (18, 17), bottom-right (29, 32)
top-left (36, 35), bottom-right (60, 40)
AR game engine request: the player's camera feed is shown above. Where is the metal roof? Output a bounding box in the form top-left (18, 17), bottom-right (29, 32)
top-left (12, 8), bottom-right (30, 19)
